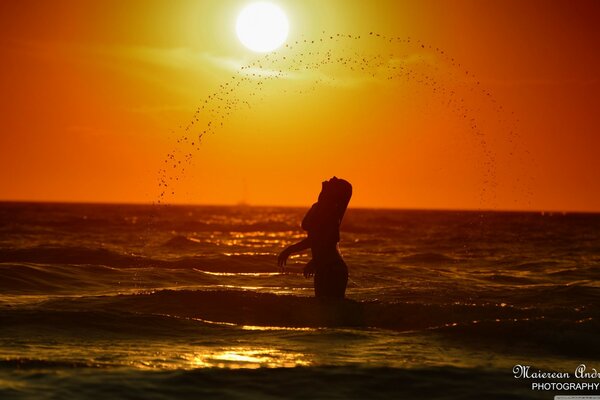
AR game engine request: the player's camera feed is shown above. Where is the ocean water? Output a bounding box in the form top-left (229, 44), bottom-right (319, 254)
top-left (1, 202), bottom-right (599, 399)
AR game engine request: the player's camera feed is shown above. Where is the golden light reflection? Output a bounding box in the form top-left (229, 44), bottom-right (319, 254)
top-left (241, 325), bottom-right (315, 331)
top-left (221, 252), bottom-right (274, 256)
top-left (186, 315), bottom-right (316, 331)
top-left (126, 346), bottom-right (311, 370)
top-left (189, 347), bottom-right (311, 369)
top-left (193, 269), bottom-right (283, 277)
top-left (205, 231), bottom-right (305, 249)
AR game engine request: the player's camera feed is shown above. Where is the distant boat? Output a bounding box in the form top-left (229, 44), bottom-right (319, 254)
top-left (236, 178), bottom-right (249, 207)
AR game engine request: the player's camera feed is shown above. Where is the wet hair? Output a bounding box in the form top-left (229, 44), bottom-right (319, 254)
top-left (306, 177), bottom-right (353, 230)
top-left (327, 178), bottom-right (352, 224)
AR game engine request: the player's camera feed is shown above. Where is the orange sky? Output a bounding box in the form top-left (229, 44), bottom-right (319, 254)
top-left (1, 0), bottom-right (599, 211)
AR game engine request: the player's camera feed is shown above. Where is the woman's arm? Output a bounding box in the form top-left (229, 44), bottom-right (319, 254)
top-left (277, 237), bottom-right (312, 268)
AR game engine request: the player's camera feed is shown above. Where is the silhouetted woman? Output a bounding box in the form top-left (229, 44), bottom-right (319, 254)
top-left (278, 177), bottom-right (352, 299)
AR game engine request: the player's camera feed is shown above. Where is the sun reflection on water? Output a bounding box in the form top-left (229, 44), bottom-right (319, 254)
top-left (126, 347), bottom-right (311, 370)
top-left (186, 347), bottom-right (311, 369)
top-left (193, 269), bottom-right (282, 277)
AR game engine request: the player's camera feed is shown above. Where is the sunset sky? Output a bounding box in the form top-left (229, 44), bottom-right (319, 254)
top-left (1, 0), bottom-right (598, 211)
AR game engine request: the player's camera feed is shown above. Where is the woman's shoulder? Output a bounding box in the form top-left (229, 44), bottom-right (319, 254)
top-left (301, 202), bottom-right (320, 230)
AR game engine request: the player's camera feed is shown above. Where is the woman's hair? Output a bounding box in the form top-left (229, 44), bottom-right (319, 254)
top-left (302, 178), bottom-right (352, 235)
top-left (318, 177), bottom-right (353, 223)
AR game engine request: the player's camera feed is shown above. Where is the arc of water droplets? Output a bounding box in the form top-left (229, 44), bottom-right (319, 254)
top-left (156, 31), bottom-right (531, 210)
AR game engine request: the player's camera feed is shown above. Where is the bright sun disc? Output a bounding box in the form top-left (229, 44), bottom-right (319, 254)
top-left (236, 2), bottom-right (289, 52)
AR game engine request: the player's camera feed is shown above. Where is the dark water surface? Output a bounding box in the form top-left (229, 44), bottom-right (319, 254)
top-left (1, 202), bottom-right (599, 399)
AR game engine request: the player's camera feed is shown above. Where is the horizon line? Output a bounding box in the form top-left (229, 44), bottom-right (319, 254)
top-left (0, 199), bottom-right (598, 215)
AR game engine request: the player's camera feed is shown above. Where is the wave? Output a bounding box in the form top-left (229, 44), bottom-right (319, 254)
top-left (0, 247), bottom-right (149, 268)
top-left (29, 289), bottom-right (596, 333)
top-left (482, 273), bottom-right (536, 285)
top-left (433, 317), bottom-right (600, 358)
top-left (0, 263), bottom-right (85, 293)
top-left (0, 246), bottom-right (278, 272)
top-left (548, 266), bottom-right (600, 280)
top-left (505, 260), bottom-right (563, 270)
top-left (0, 364), bottom-right (534, 400)
top-left (0, 264), bottom-right (291, 296)
top-left (0, 261), bottom-right (126, 294)
top-left (0, 358), bottom-right (108, 369)
top-left (0, 308), bottom-right (216, 338)
top-left (162, 235), bottom-right (204, 249)
top-left (397, 252), bottom-right (456, 263)
top-left (3, 287), bottom-right (598, 362)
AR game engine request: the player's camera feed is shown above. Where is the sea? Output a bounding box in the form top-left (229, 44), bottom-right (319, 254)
top-left (0, 202), bottom-right (599, 399)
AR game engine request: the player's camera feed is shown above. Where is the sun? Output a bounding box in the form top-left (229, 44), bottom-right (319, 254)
top-left (236, 2), bottom-right (289, 53)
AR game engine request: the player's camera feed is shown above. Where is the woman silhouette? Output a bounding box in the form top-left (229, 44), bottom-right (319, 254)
top-left (278, 177), bottom-right (352, 299)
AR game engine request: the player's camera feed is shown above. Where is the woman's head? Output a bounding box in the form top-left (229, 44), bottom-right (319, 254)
top-left (302, 177), bottom-right (352, 235)
top-left (318, 177), bottom-right (352, 221)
